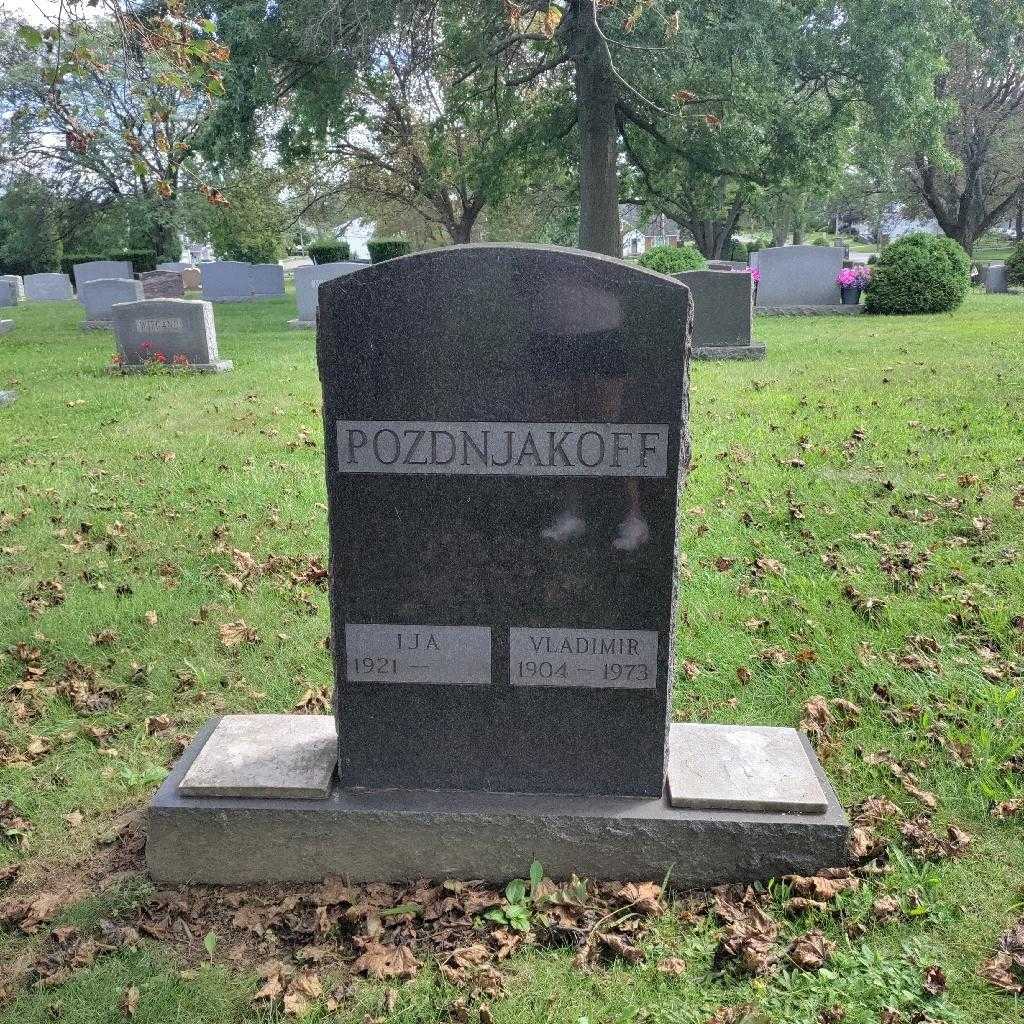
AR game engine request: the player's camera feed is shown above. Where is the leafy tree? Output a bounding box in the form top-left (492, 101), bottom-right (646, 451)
top-left (906, 0), bottom-right (1024, 252)
top-left (0, 175), bottom-right (62, 275)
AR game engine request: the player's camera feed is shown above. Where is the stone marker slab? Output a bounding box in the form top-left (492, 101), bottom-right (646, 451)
top-left (0, 389), bottom-right (15, 407)
top-left (110, 298), bottom-right (232, 372)
top-left (251, 263), bottom-right (285, 297)
top-left (751, 245), bottom-right (843, 307)
top-left (201, 260), bottom-right (254, 302)
top-left (0, 319), bottom-right (13, 335)
top-left (674, 269), bottom-right (764, 361)
top-left (24, 273), bottom-right (74, 301)
top-left (148, 718), bottom-right (849, 886)
top-left (73, 259), bottom-right (134, 290)
top-left (0, 278), bottom-right (18, 307)
top-left (317, 244), bottom-right (690, 798)
top-left (666, 724), bottom-right (828, 813)
top-left (178, 715), bottom-right (337, 798)
top-left (291, 261), bottom-right (362, 325)
top-left (140, 270), bottom-right (186, 300)
top-left (79, 277), bottom-right (144, 327)
top-left (986, 264), bottom-right (1009, 294)
top-left (1, 275), bottom-right (25, 301)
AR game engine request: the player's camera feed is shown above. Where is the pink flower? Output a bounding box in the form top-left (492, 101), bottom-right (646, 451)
top-left (837, 265), bottom-right (872, 287)
top-left (742, 266), bottom-right (761, 284)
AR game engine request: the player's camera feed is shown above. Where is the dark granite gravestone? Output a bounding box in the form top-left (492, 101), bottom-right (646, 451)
top-left (674, 270), bottom-right (764, 360)
top-left (110, 298), bottom-right (231, 372)
top-left (317, 244), bottom-right (690, 797)
top-left (140, 270), bottom-right (186, 299)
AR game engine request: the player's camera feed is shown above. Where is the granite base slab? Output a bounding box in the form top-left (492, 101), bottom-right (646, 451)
top-left (147, 718), bottom-right (849, 888)
top-left (693, 343), bottom-right (766, 361)
top-left (287, 318), bottom-right (314, 330)
top-left (756, 305), bottom-right (862, 316)
top-left (106, 360), bottom-right (233, 375)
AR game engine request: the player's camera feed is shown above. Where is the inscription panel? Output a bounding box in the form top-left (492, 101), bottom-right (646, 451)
top-left (509, 628), bottom-right (658, 689)
top-left (336, 421), bottom-right (669, 477)
top-left (345, 623), bottom-right (492, 685)
top-left (136, 317), bottom-right (184, 332)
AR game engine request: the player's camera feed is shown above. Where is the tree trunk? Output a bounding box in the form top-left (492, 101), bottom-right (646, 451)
top-left (572, 1), bottom-right (621, 257)
top-left (1016, 193), bottom-right (1024, 242)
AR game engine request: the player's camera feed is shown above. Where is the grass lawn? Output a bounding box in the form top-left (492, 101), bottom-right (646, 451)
top-left (1, 287), bottom-right (1023, 1023)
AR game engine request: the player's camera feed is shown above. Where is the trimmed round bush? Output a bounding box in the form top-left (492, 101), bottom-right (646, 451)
top-left (1004, 241), bottom-right (1024, 286)
top-left (308, 240), bottom-right (351, 264)
top-left (637, 244), bottom-right (707, 274)
top-left (863, 233), bottom-right (970, 315)
top-left (723, 238), bottom-right (748, 262)
top-left (368, 238), bottom-right (411, 263)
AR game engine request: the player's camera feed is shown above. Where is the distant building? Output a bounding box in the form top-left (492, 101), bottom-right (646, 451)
top-left (620, 205), bottom-right (684, 257)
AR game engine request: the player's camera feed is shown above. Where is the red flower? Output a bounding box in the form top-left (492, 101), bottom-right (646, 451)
top-left (172, 353), bottom-right (189, 366)
top-left (152, 351), bottom-right (167, 364)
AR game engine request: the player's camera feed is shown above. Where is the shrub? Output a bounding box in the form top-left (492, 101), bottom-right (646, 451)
top-left (308, 240), bottom-right (351, 264)
top-left (723, 238), bottom-right (748, 262)
top-left (746, 239), bottom-right (765, 255)
top-left (368, 238), bottom-right (411, 263)
top-left (1005, 241), bottom-right (1024, 286)
top-left (863, 233), bottom-right (970, 315)
top-left (637, 244), bottom-right (707, 274)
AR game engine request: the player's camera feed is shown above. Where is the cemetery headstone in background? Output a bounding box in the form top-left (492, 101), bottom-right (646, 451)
top-left (72, 260), bottom-right (134, 291)
top-left (201, 261), bottom-right (254, 302)
top-left (751, 244), bottom-right (844, 310)
top-left (110, 298), bottom-right (232, 373)
top-left (140, 270), bottom-right (186, 300)
top-left (24, 273), bottom-right (74, 301)
top-left (79, 278), bottom-right (145, 329)
top-left (674, 270), bottom-right (764, 360)
top-left (985, 264), bottom-right (1009, 294)
top-left (251, 263), bottom-right (286, 297)
top-left (0, 278), bottom-right (18, 308)
top-left (148, 244), bottom-right (847, 887)
top-left (290, 262), bottom-right (363, 327)
top-left (1, 275), bottom-right (24, 303)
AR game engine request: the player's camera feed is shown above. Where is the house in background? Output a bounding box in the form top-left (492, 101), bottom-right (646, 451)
top-left (620, 206), bottom-right (684, 257)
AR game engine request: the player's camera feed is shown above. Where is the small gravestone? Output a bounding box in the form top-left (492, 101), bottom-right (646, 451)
top-left (110, 298), bottom-right (232, 373)
top-left (751, 245), bottom-right (843, 309)
top-left (24, 273), bottom-right (74, 301)
top-left (79, 278), bottom-right (145, 329)
top-left (0, 389), bottom-right (15, 407)
top-left (72, 260), bottom-right (134, 291)
top-left (149, 245), bottom-right (847, 887)
top-left (1, 276), bottom-right (22, 306)
top-left (251, 263), bottom-right (285, 297)
top-left (140, 270), bottom-right (186, 300)
top-left (674, 270), bottom-right (764, 360)
top-left (290, 262), bottom-right (362, 327)
top-left (0, 320), bottom-right (12, 335)
top-left (201, 261), bottom-right (254, 302)
top-left (985, 264), bottom-right (1009, 294)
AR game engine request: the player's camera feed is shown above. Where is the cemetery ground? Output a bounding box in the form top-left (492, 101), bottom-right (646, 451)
top-left (1, 290), bottom-right (1023, 1024)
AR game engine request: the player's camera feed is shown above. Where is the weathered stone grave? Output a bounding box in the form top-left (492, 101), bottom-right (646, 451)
top-left (1, 276), bottom-right (22, 306)
top-left (140, 270), bottom-right (186, 299)
top-left (72, 259), bottom-right (134, 291)
top-left (158, 262), bottom-right (201, 291)
top-left (148, 244), bottom-right (847, 887)
top-left (79, 277), bottom-right (145, 329)
top-left (24, 273), bottom-right (74, 301)
top-left (290, 261), bottom-right (362, 327)
top-left (985, 264), bottom-right (1009, 294)
top-left (109, 298), bottom-right (232, 373)
top-left (674, 270), bottom-right (764, 360)
top-left (751, 244), bottom-right (843, 310)
top-left (251, 263), bottom-right (285, 297)
top-left (201, 261), bottom-right (254, 302)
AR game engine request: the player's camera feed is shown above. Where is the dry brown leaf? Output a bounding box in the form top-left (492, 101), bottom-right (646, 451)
top-left (352, 941), bottom-right (418, 980)
top-left (788, 929), bottom-right (835, 971)
top-left (121, 984), bottom-right (140, 1017)
top-left (218, 620), bottom-right (259, 648)
top-left (657, 956), bottom-right (686, 975)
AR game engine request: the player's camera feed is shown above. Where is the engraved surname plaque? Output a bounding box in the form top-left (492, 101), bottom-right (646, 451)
top-left (336, 421), bottom-right (669, 477)
top-left (345, 624), bottom-right (492, 685)
top-left (509, 628), bottom-right (658, 689)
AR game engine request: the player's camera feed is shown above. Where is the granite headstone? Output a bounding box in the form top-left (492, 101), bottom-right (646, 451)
top-left (1, 275), bottom-right (25, 300)
top-left (251, 263), bottom-right (285, 297)
top-left (24, 273), bottom-right (74, 301)
top-left (79, 277), bottom-right (145, 327)
top-left (985, 263), bottom-right (1009, 294)
top-left (0, 278), bottom-right (18, 308)
top-left (111, 298), bottom-right (232, 372)
top-left (317, 244), bottom-right (690, 797)
top-left (292, 262), bottom-right (362, 325)
top-left (72, 260), bottom-right (134, 290)
top-left (140, 270), bottom-right (186, 299)
top-left (751, 245), bottom-right (843, 307)
top-left (674, 270), bottom-right (764, 360)
top-left (201, 261), bottom-right (254, 302)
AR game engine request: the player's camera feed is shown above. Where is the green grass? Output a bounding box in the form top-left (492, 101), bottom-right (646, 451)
top-left (2, 290), bottom-right (1024, 1022)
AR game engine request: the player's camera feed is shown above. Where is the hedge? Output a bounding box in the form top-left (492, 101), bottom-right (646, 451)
top-left (308, 240), bottom-right (351, 264)
top-left (637, 244), bottom-right (707, 274)
top-left (368, 238), bottom-right (411, 263)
